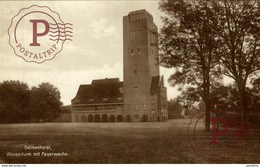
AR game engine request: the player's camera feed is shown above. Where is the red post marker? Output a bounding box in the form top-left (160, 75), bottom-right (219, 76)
top-left (30, 20), bottom-right (49, 46)
top-left (210, 118), bottom-right (229, 145)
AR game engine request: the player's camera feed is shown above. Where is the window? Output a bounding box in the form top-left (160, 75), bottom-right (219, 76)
top-left (131, 49), bottom-right (134, 56)
top-left (143, 104), bottom-right (147, 110)
top-left (152, 49), bottom-right (153, 54)
top-left (127, 104), bottom-right (130, 111)
top-left (135, 104), bottom-right (138, 110)
top-left (138, 48), bottom-right (141, 55)
top-left (133, 85), bottom-right (139, 90)
top-left (89, 98), bottom-right (94, 102)
top-left (134, 70), bottom-right (137, 74)
top-left (103, 98), bottom-right (108, 101)
top-left (134, 114), bottom-right (139, 119)
top-left (118, 97), bottom-right (123, 101)
top-left (126, 115), bottom-right (131, 122)
top-left (119, 87), bottom-right (123, 93)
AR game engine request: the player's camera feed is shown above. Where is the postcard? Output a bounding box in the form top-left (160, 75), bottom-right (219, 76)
top-left (0, 0), bottom-right (259, 165)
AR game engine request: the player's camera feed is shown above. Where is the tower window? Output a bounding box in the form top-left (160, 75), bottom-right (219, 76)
top-left (133, 85), bottom-right (140, 90)
top-left (143, 104), bottom-right (147, 110)
top-left (152, 49), bottom-right (154, 54)
top-left (135, 104), bottom-right (138, 110)
top-left (127, 104), bottom-right (130, 111)
top-left (138, 48), bottom-right (141, 55)
top-left (135, 70), bottom-right (137, 74)
top-left (131, 49), bottom-right (134, 56)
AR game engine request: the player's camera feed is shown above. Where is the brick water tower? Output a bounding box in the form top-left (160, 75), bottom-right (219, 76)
top-left (123, 9), bottom-right (168, 122)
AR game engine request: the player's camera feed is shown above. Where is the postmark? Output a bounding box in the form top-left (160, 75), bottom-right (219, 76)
top-left (8, 5), bottom-right (73, 64)
top-left (187, 104), bottom-right (252, 162)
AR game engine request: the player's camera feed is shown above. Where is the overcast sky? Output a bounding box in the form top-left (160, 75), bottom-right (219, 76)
top-left (0, 1), bottom-right (182, 105)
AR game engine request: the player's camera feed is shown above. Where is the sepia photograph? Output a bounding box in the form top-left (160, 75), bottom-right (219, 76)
top-left (0, 0), bottom-right (259, 165)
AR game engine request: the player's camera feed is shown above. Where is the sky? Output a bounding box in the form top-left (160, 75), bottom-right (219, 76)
top-left (1, 1), bottom-right (184, 105)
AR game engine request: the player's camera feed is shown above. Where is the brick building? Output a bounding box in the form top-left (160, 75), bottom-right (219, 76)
top-left (71, 9), bottom-right (168, 122)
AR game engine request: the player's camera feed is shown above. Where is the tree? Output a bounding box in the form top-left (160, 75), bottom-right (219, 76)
top-left (0, 80), bottom-right (30, 123)
top-left (159, 0), bottom-right (221, 131)
top-left (213, 0), bottom-right (260, 123)
top-left (167, 99), bottom-right (184, 119)
top-left (29, 82), bottom-right (62, 122)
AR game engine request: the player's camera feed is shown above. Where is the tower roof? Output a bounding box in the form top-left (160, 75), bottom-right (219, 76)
top-left (128, 9), bottom-right (153, 17)
top-left (126, 9), bottom-right (154, 22)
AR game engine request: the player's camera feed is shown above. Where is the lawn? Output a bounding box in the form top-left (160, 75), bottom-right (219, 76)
top-left (0, 119), bottom-right (259, 164)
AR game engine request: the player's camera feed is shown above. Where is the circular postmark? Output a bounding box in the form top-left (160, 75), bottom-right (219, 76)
top-left (8, 5), bottom-right (73, 63)
top-left (187, 104), bottom-right (252, 162)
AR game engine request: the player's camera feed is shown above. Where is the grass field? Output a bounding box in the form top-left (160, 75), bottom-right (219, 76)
top-left (0, 119), bottom-right (259, 164)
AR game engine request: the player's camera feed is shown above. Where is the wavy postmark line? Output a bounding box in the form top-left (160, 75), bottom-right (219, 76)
top-left (49, 38), bottom-right (73, 41)
top-left (8, 5), bottom-right (66, 64)
top-left (49, 34), bottom-right (73, 38)
top-left (49, 31), bottom-right (73, 34)
top-left (49, 27), bottom-right (73, 30)
top-left (49, 23), bottom-right (72, 25)
top-left (49, 22), bottom-right (73, 42)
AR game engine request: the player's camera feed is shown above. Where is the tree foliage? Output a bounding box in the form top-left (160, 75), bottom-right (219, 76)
top-left (167, 99), bottom-right (184, 119)
top-left (159, 0), bottom-right (260, 129)
top-left (0, 81), bottom-right (62, 123)
top-left (213, 0), bottom-right (260, 122)
top-left (0, 81), bottom-right (30, 123)
top-left (30, 83), bottom-right (62, 122)
top-left (159, 0), bottom-right (222, 131)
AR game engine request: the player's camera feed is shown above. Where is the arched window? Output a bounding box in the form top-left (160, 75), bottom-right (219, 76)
top-left (109, 115), bottom-right (116, 122)
top-left (138, 48), bottom-right (141, 55)
top-left (94, 115), bottom-right (101, 122)
top-left (142, 115), bottom-right (148, 122)
top-left (88, 115), bottom-right (93, 122)
top-left (117, 115), bottom-right (123, 122)
top-left (81, 115), bottom-right (87, 122)
top-left (131, 49), bottom-right (134, 56)
top-left (134, 114), bottom-right (139, 120)
top-left (126, 115), bottom-right (131, 122)
top-left (102, 114), bottom-right (108, 122)
top-left (74, 115), bottom-right (79, 122)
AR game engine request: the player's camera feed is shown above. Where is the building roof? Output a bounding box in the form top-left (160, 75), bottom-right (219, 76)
top-left (150, 75), bottom-right (165, 94)
top-left (72, 78), bottom-right (123, 105)
top-left (151, 76), bottom-right (160, 94)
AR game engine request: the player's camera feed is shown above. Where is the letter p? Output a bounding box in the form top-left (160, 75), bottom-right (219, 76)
top-left (210, 118), bottom-right (229, 145)
top-left (30, 20), bottom-right (49, 46)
